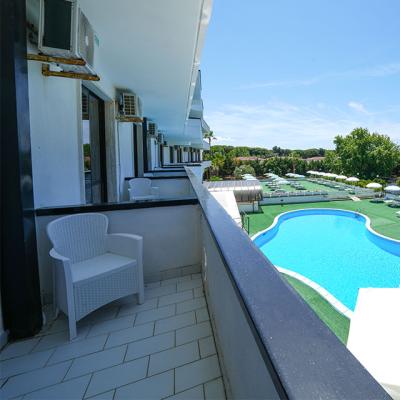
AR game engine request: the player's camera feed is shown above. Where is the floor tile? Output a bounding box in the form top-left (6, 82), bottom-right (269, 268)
top-left (199, 337), bottom-right (216, 359)
top-left (161, 276), bottom-right (191, 286)
top-left (135, 305), bottom-right (175, 325)
top-left (154, 312), bottom-right (195, 335)
top-left (204, 378), bottom-right (226, 399)
top-left (85, 357), bottom-right (148, 397)
top-left (145, 281), bottom-right (161, 289)
top-left (0, 349), bottom-right (53, 379)
top-left (65, 345), bottom-right (126, 380)
top-left (0, 360), bottom-right (71, 399)
top-left (145, 285), bottom-right (176, 299)
top-left (125, 332), bottom-right (174, 362)
top-left (177, 297), bottom-right (206, 314)
top-left (196, 308), bottom-right (210, 323)
top-left (48, 335), bottom-right (107, 365)
top-left (86, 390), bottom-right (115, 399)
top-left (87, 315), bottom-right (135, 338)
top-left (80, 305), bottom-right (119, 325)
top-left (42, 317), bottom-right (69, 335)
top-left (181, 265), bottom-right (201, 276)
top-left (175, 355), bottom-right (221, 393)
top-left (0, 277), bottom-right (225, 400)
top-left (148, 341), bottom-right (199, 376)
top-left (0, 338), bottom-right (40, 361)
top-left (114, 370), bottom-right (174, 400)
top-left (118, 298), bottom-right (158, 317)
top-left (105, 323), bottom-right (154, 349)
top-left (158, 290), bottom-right (193, 307)
top-left (33, 325), bottom-right (90, 353)
top-left (167, 385), bottom-right (204, 400)
top-left (176, 322), bottom-right (212, 346)
top-left (177, 279), bottom-right (203, 292)
top-left (24, 374), bottom-right (90, 399)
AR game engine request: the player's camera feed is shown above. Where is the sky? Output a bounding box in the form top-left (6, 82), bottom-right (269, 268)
top-left (201, 0), bottom-right (400, 149)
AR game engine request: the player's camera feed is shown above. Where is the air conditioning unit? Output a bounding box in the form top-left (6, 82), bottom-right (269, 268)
top-left (147, 122), bottom-right (158, 137)
top-left (157, 133), bottom-right (164, 144)
top-left (118, 92), bottom-right (142, 118)
top-left (38, 0), bottom-right (96, 73)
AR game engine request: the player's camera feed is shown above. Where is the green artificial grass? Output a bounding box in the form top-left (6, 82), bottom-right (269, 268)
top-left (282, 273), bottom-right (350, 344)
top-left (248, 199), bottom-right (400, 239)
top-left (247, 199), bottom-right (399, 344)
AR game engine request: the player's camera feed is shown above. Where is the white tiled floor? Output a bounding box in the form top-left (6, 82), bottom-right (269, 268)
top-left (0, 274), bottom-right (226, 400)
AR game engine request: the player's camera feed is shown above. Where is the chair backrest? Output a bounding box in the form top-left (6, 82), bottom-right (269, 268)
top-left (47, 213), bottom-right (108, 263)
top-left (128, 178), bottom-right (152, 197)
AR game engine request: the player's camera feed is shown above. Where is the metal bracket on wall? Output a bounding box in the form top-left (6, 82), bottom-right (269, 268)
top-left (115, 116), bottom-right (144, 123)
top-left (27, 53), bottom-right (86, 65)
top-left (40, 64), bottom-right (100, 81)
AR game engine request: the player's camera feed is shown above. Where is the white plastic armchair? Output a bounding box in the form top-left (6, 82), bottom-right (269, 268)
top-left (128, 178), bottom-right (159, 201)
top-left (47, 213), bottom-right (144, 340)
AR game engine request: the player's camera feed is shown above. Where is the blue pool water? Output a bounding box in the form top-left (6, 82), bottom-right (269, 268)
top-left (253, 209), bottom-right (400, 310)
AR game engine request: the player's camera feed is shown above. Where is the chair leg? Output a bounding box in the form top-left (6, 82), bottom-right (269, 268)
top-left (68, 317), bottom-right (77, 341)
top-left (138, 288), bottom-right (145, 305)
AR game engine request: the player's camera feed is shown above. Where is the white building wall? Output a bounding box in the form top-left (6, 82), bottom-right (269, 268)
top-left (118, 123), bottom-right (135, 198)
top-left (149, 138), bottom-right (158, 170)
top-left (163, 146), bottom-right (170, 164)
top-left (28, 60), bottom-right (84, 208)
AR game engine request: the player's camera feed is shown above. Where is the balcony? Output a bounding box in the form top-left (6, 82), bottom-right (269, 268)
top-left (0, 168), bottom-right (390, 399)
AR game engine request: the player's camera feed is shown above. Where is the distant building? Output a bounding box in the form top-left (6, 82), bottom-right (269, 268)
top-left (304, 156), bottom-right (326, 162)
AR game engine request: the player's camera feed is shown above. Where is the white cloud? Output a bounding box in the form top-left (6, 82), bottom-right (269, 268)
top-left (239, 62), bottom-right (400, 90)
top-left (348, 101), bottom-right (367, 113)
top-left (204, 101), bottom-right (400, 149)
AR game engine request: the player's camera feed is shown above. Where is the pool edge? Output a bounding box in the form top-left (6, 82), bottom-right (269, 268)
top-left (277, 266), bottom-right (353, 319)
top-left (251, 207), bottom-right (400, 244)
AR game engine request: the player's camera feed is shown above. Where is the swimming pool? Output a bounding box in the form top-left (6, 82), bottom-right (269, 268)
top-left (253, 209), bottom-right (400, 311)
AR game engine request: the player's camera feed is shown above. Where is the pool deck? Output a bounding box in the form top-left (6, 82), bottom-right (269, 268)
top-left (247, 199), bottom-right (400, 240)
top-left (347, 288), bottom-right (400, 399)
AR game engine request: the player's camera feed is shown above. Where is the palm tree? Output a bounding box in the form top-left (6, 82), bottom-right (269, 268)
top-left (204, 131), bottom-right (216, 154)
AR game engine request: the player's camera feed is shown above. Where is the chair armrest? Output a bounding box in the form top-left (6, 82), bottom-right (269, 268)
top-left (106, 233), bottom-right (143, 261)
top-left (150, 187), bottom-right (159, 196)
top-left (49, 248), bottom-right (70, 264)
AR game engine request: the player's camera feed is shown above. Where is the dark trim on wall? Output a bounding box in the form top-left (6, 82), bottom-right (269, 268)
top-left (125, 176), bottom-right (189, 181)
top-left (1, 0), bottom-right (43, 338)
top-left (185, 167), bottom-right (389, 400)
top-left (133, 124), bottom-right (139, 177)
top-left (35, 197), bottom-right (198, 216)
top-left (142, 117), bottom-right (148, 173)
top-left (160, 144), bottom-right (164, 166)
top-left (97, 92), bottom-right (108, 202)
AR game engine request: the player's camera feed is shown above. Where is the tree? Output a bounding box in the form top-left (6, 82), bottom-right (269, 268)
top-left (204, 131), bottom-right (217, 150)
top-left (323, 150), bottom-right (342, 173)
top-left (334, 128), bottom-right (400, 178)
top-left (210, 152), bottom-right (225, 176)
top-left (289, 151), bottom-right (301, 173)
top-left (234, 165), bottom-right (255, 179)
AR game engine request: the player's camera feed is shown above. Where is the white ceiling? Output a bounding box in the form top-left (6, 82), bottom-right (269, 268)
top-left (80, 0), bottom-right (211, 139)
